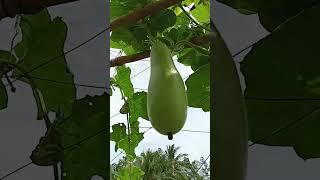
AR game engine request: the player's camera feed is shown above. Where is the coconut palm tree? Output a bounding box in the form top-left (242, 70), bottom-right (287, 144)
top-left (111, 145), bottom-right (210, 179)
top-left (134, 148), bottom-right (167, 179)
top-left (162, 144), bottom-right (189, 178)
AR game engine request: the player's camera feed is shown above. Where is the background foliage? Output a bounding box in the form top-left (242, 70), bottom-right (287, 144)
top-left (110, 144), bottom-right (210, 179)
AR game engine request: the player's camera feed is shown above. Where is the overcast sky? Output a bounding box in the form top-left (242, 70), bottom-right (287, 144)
top-left (213, 0), bottom-right (320, 179)
top-left (0, 0), bottom-right (107, 179)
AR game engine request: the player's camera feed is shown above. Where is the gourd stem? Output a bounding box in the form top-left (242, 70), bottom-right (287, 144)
top-left (146, 24), bottom-right (155, 46)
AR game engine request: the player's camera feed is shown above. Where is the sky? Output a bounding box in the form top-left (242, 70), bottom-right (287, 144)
top-left (213, 0), bottom-right (320, 179)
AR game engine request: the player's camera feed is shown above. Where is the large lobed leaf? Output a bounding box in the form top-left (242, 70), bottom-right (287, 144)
top-left (110, 26), bottom-right (149, 56)
top-left (241, 3), bottom-right (320, 160)
top-left (13, 9), bottom-right (76, 119)
top-left (149, 9), bottom-right (177, 35)
top-left (186, 63), bottom-right (210, 111)
top-left (29, 93), bottom-right (108, 179)
top-left (190, 0), bottom-right (210, 24)
top-left (60, 93), bottom-right (109, 180)
top-left (128, 91), bottom-right (149, 121)
top-left (111, 66), bottom-right (148, 158)
top-left (110, 122), bottom-right (144, 158)
top-left (178, 47), bottom-right (209, 71)
top-left (114, 66), bottom-right (148, 122)
top-left (114, 65), bottom-right (134, 98)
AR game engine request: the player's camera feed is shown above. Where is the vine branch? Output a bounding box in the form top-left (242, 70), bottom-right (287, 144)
top-left (110, 33), bottom-right (211, 67)
top-left (111, 51), bottom-right (150, 67)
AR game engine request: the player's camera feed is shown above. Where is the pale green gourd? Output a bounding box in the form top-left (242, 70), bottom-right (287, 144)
top-left (147, 40), bottom-right (188, 140)
top-left (212, 24), bottom-right (248, 180)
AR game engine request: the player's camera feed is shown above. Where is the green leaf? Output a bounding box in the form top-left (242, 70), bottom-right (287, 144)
top-left (175, 10), bottom-right (191, 28)
top-left (217, 0), bottom-right (319, 31)
top-left (110, 0), bottom-right (154, 21)
top-left (117, 164), bottom-right (145, 180)
top-left (185, 63), bottom-right (210, 111)
top-left (120, 91), bottom-right (148, 120)
top-left (182, 0), bottom-right (195, 6)
top-left (13, 9), bottom-right (76, 119)
top-left (241, 4), bottom-right (320, 160)
top-left (110, 0), bottom-right (157, 55)
top-left (112, 91), bottom-right (147, 157)
top-left (114, 91), bottom-right (148, 157)
top-left (110, 123), bottom-right (128, 152)
top-left (60, 93), bottom-right (108, 180)
top-left (149, 9), bottom-right (177, 34)
top-left (111, 122), bottom-right (144, 158)
top-left (120, 101), bottom-right (130, 114)
top-left (110, 40), bottom-right (135, 56)
top-left (114, 65), bottom-right (134, 98)
top-left (112, 91), bottom-right (147, 158)
top-left (164, 28), bottom-right (190, 46)
top-left (119, 92), bottom-right (148, 157)
top-left (110, 26), bottom-right (148, 55)
top-left (118, 125), bottom-right (144, 157)
top-left (30, 123), bottom-right (63, 166)
top-left (0, 50), bottom-right (16, 110)
top-left (190, 0), bottom-right (210, 24)
top-left (173, 6), bottom-right (183, 15)
top-left (131, 25), bottom-right (149, 43)
top-left (110, 0), bottom-right (135, 21)
top-left (178, 47), bottom-right (209, 71)
top-left (128, 91), bottom-right (149, 121)
top-left (0, 50), bottom-right (16, 65)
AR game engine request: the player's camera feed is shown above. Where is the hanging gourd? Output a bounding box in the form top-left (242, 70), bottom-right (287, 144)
top-left (212, 23), bottom-right (248, 180)
top-left (147, 40), bottom-right (188, 140)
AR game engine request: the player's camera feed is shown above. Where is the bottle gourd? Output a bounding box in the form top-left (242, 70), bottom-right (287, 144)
top-left (212, 23), bottom-right (248, 180)
top-left (147, 40), bottom-right (188, 140)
